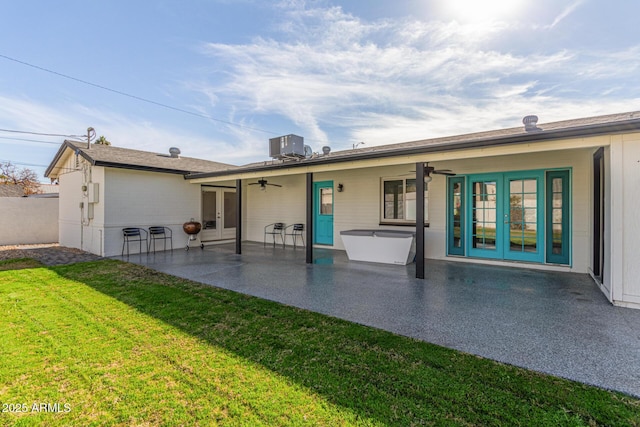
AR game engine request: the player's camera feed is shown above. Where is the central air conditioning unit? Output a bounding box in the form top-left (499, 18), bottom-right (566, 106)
top-left (269, 134), bottom-right (305, 159)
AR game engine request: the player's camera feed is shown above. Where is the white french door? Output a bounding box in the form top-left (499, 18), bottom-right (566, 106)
top-left (201, 188), bottom-right (236, 241)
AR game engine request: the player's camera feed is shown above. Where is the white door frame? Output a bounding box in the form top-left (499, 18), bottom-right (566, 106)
top-left (201, 187), bottom-right (236, 242)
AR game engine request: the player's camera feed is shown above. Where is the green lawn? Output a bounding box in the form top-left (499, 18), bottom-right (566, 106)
top-left (1, 259), bottom-right (638, 426)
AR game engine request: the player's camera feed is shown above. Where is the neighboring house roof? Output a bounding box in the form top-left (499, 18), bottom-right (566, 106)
top-left (28, 184), bottom-right (59, 198)
top-left (187, 110), bottom-right (640, 179)
top-left (0, 183), bottom-right (26, 197)
top-left (38, 183), bottom-right (60, 194)
top-left (45, 141), bottom-right (236, 178)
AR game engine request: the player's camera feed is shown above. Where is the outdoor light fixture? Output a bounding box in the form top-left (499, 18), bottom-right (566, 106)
top-left (337, 183), bottom-right (344, 192)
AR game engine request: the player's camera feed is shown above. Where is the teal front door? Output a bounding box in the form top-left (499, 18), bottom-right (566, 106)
top-left (313, 181), bottom-right (334, 245)
top-left (467, 171), bottom-right (543, 263)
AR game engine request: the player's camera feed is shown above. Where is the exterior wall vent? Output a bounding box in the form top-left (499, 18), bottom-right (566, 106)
top-left (269, 135), bottom-right (305, 159)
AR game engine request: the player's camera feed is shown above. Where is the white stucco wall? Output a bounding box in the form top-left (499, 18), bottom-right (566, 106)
top-left (609, 134), bottom-right (640, 308)
top-left (0, 197), bottom-right (59, 245)
top-left (56, 161), bottom-right (237, 256)
top-left (101, 168), bottom-right (202, 256)
top-left (245, 174), bottom-right (306, 245)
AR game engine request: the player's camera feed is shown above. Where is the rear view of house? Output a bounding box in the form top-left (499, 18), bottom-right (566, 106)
top-left (46, 111), bottom-right (640, 310)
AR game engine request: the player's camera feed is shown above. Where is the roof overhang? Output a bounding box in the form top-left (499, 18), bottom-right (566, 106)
top-left (86, 161), bottom-right (193, 175)
top-left (45, 141), bottom-right (202, 178)
top-left (187, 118), bottom-right (640, 183)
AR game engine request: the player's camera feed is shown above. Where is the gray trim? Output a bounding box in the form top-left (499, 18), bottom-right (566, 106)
top-left (92, 161), bottom-right (192, 175)
top-left (44, 141), bottom-right (75, 177)
top-left (201, 184), bottom-right (237, 189)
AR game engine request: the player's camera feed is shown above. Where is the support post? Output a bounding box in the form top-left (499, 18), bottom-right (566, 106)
top-left (416, 162), bottom-right (426, 279)
top-left (306, 172), bottom-right (313, 264)
top-left (236, 179), bottom-right (242, 254)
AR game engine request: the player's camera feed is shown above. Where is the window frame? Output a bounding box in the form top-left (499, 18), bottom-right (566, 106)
top-left (380, 176), bottom-right (429, 226)
top-left (447, 176), bottom-right (465, 256)
top-left (446, 168), bottom-right (571, 266)
top-left (545, 169), bottom-right (571, 265)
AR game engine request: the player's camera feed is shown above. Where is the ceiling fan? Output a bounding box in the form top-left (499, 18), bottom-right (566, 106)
top-left (406, 163), bottom-right (456, 177)
top-left (424, 163), bottom-right (456, 177)
top-left (248, 178), bottom-right (282, 191)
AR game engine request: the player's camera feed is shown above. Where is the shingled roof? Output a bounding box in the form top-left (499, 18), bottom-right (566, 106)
top-left (0, 183), bottom-right (26, 197)
top-left (45, 141), bottom-right (236, 178)
top-left (188, 110), bottom-right (640, 179)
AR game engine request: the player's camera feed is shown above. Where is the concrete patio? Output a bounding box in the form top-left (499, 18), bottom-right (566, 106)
top-left (116, 242), bottom-right (640, 398)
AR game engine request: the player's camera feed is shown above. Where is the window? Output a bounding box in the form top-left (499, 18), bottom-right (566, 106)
top-left (381, 177), bottom-right (428, 224)
top-left (546, 170), bottom-right (570, 265)
top-left (447, 177), bottom-right (465, 255)
top-left (320, 187), bottom-right (333, 215)
top-left (472, 180), bottom-right (498, 250)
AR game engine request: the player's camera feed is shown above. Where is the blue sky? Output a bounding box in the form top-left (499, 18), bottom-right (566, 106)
top-left (1, 0), bottom-right (639, 180)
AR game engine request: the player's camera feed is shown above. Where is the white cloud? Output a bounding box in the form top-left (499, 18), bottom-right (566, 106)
top-left (0, 95), bottom-right (257, 166)
top-left (349, 97), bottom-right (640, 148)
top-left (5, 1), bottom-right (640, 172)
top-left (0, 96), bottom-right (81, 136)
top-left (549, 0), bottom-right (585, 28)
top-left (189, 2), bottom-right (640, 154)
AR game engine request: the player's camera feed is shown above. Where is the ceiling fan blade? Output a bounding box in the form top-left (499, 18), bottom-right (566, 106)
top-left (267, 183), bottom-right (283, 187)
top-left (432, 170), bottom-right (456, 176)
top-left (406, 166), bottom-right (456, 176)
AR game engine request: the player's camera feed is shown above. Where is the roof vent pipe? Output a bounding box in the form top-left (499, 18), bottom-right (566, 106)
top-left (322, 146), bottom-right (331, 155)
top-left (87, 127), bottom-right (95, 149)
top-left (523, 115), bottom-right (540, 132)
top-left (169, 147), bottom-right (181, 158)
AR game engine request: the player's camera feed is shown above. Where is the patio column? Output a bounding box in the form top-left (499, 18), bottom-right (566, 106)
top-left (416, 162), bottom-right (425, 279)
top-left (306, 172), bottom-right (313, 264)
top-left (236, 179), bottom-right (242, 254)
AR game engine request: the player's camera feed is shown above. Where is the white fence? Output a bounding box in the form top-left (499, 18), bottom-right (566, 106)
top-left (0, 198), bottom-right (59, 245)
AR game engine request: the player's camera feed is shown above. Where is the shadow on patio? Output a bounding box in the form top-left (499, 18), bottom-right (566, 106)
top-left (114, 242), bottom-right (640, 398)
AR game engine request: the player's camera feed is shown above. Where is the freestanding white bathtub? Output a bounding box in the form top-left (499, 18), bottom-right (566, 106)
top-left (339, 229), bottom-right (416, 265)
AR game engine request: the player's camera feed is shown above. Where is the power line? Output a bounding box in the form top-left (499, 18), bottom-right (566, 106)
top-left (0, 128), bottom-right (84, 138)
top-left (0, 136), bottom-right (63, 145)
top-left (0, 159), bottom-right (49, 168)
top-left (0, 53), bottom-right (280, 136)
